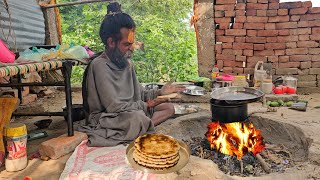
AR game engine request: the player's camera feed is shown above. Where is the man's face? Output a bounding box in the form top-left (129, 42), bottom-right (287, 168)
top-left (108, 28), bottom-right (135, 69)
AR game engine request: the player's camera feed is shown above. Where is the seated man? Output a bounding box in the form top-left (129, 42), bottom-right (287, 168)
top-left (79, 2), bottom-right (184, 147)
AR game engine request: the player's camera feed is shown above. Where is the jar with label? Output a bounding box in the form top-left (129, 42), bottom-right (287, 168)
top-left (232, 76), bottom-right (249, 87)
top-left (4, 123), bottom-right (28, 172)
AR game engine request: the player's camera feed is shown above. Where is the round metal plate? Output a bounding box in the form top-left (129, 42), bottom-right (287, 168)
top-left (126, 140), bottom-right (191, 174)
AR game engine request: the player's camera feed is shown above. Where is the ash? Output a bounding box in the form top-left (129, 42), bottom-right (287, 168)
top-left (183, 137), bottom-right (294, 177)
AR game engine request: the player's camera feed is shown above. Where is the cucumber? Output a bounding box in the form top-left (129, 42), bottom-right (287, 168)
top-left (267, 101), bottom-right (272, 106)
top-left (278, 100), bottom-right (284, 106)
top-left (286, 101), bottom-right (294, 107)
top-left (270, 102), bottom-right (280, 107)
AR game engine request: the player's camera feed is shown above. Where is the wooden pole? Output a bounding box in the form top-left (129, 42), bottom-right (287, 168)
top-left (256, 153), bottom-right (271, 173)
top-left (41, 0), bottom-right (113, 9)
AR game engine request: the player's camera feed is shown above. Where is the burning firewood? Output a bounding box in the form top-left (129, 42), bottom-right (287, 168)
top-left (256, 154), bottom-right (271, 173)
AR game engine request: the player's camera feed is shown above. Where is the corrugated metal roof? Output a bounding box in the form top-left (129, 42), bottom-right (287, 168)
top-left (0, 0), bottom-right (45, 52)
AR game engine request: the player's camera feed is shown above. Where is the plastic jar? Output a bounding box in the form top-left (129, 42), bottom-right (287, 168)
top-left (4, 123), bottom-right (28, 172)
top-left (233, 76), bottom-right (249, 87)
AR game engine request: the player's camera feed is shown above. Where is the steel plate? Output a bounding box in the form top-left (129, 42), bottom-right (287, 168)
top-left (126, 140), bottom-right (191, 174)
top-left (183, 85), bottom-right (205, 96)
top-left (210, 87), bottom-right (264, 104)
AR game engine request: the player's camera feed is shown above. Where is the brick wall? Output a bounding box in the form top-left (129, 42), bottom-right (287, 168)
top-left (214, 0), bottom-right (320, 88)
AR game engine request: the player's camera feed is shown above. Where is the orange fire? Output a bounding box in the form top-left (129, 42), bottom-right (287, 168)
top-left (206, 122), bottom-right (265, 159)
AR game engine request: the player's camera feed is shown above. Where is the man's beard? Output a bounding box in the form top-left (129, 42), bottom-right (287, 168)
top-left (110, 47), bottom-right (133, 69)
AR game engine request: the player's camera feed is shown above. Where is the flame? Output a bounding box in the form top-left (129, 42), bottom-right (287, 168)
top-left (206, 122), bottom-right (265, 159)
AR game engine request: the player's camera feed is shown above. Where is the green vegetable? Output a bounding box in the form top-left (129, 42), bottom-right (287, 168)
top-left (314, 105), bottom-right (320, 109)
top-left (267, 101), bottom-right (272, 106)
top-left (286, 101), bottom-right (294, 107)
top-left (278, 100), bottom-right (284, 106)
top-left (270, 102), bottom-right (280, 107)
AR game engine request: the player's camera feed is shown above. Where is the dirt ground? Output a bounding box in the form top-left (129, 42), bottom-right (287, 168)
top-left (0, 89), bottom-right (319, 179)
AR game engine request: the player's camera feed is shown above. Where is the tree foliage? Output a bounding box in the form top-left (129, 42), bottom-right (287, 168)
top-left (58, 0), bottom-right (197, 84)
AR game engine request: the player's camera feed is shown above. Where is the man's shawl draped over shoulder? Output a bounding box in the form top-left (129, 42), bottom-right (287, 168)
top-left (79, 53), bottom-right (157, 146)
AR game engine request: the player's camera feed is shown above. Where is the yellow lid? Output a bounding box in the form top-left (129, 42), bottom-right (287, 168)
top-left (235, 76), bottom-right (246, 79)
top-left (4, 123), bottom-right (27, 137)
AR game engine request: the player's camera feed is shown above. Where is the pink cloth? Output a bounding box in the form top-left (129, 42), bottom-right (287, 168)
top-left (0, 39), bottom-right (15, 63)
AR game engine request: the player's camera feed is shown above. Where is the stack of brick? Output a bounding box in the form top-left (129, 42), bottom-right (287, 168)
top-left (214, 0), bottom-right (320, 88)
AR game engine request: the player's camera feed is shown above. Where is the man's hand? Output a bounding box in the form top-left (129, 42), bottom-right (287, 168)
top-left (160, 80), bottom-right (185, 96)
top-left (147, 98), bottom-right (169, 108)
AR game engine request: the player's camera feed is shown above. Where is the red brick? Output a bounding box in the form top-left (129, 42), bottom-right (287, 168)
top-left (218, 23), bottom-right (231, 29)
top-left (216, 0), bottom-right (236, 4)
top-left (39, 131), bottom-right (88, 160)
top-left (236, 10), bottom-right (246, 16)
top-left (312, 62), bottom-right (320, 68)
top-left (301, 61), bottom-right (312, 69)
top-left (286, 48), bottom-right (308, 55)
top-left (257, 30), bottom-right (279, 36)
top-left (254, 44), bottom-right (265, 50)
top-left (254, 50), bottom-right (275, 56)
top-left (265, 43), bottom-right (286, 49)
top-left (312, 55), bottom-right (320, 61)
top-left (257, 10), bottom-right (267, 16)
top-left (267, 37), bottom-right (278, 42)
top-left (247, 0), bottom-right (258, 2)
top-left (310, 35), bottom-right (320, 41)
top-left (269, 3), bottom-right (280, 9)
top-left (246, 9), bottom-right (257, 16)
top-left (267, 10), bottom-right (278, 16)
top-left (225, 10), bottom-right (236, 17)
top-left (302, 1), bottom-right (312, 8)
top-left (290, 28), bottom-right (311, 35)
top-left (267, 56), bottom-right (279, 63)
top-left (223, 67), bottom-right (233, 73)
top-left (233, 43), bottom-right (254, 49)
top-left (224, 60), bottom-right (243, 67)
top-left (232, 23), bottom-right (243, 29)
top-left (312, 27), bottom-right (320, 34)
top-left (215, 11), bottom-right (225, 18)
top-left (247, 3), bottom-right (268, 9)
top-left (290, 55), bottom-right (311, 62)
top-left (243, 50), bottom-right (254, 56)
top-left (278, 29), bottom-right (290, 36)
top-left (215, 5), bottom-right (235, 11)
top-left (278, 9), bottom-right (288, 16)
top-left (236, 55), bottom-right (246, 62)
top-left (308, 7), bottom-right (320, 14)
top-left (309, 48), bottom-right (320, 55)
top-left (236, 3), bottom-right (246, 10)
top-left (275, 50), bottom-right (285, 55)
top-left (265, 23), bottom-right (276, 29)
top-left (279, 56), bottom-right (290, 62)
top-left (290, 15), bottom-right (300, 22)
top-left (247, 30), bottom-right (257, 36)
top-left (233, 68), bottom-right (244, 74)
top-left (258, 0), bottom-right (268, 3)
top-left (276, 22), bottom-right (298, 29)
top-left (236, 16), bottom-right (247, 22)
top-left (278, 36), bottom-right (298, 42)
top-left (225, 29), bottom-right (246, 36)
top-left (21, 94), bottom-right (37, 105)
top-left (216, 54), bottom-right (236, 60)
top-left (244, 23), bottom-right (265, 29)
top-left (268, 15), bottom-right (289, 22)
top-left (305, 20), bottom-right (320, 27)
top-left (299, 35), bottom-right (310, 41)
top-left (286, 42), bottom-right (297, 48)
top-left (246, 16), bottom-right (268, 22)
top-left (289, 8), bottom-right (308, 15)
top-left (216, 29), bottom-right (225, 35)
top-left (222, 43), bottom-right (233, 48)
top-left (279, 2), bottom-right (302, 9)
top-left (246, 37), bottom-right (267, 43)
top-left (215, 44), bottom-right (222, 54)
top-left (247, 56), bottom-right (268, 63)
top-left (301, 14), bottom-right (320, 21)
top-left (235, 37), bottom-right (246, 42)
top-left (297, 41), bottom-right (319, 48)
top-left (297, 21), bottom-right (309, 28)
top-left (244, 68), bottom-right (255, 74)
top-left (222, 49), bottom-right (243, 55)
top-left (217, 60), bottom-right (224, 69)
top-left (279, 62), bottom-right (300, 68)
top-left (268, 0), bottom-right (280, 2)
top-left (216, 36), bottom-right (234, 43)
top-left (215, 17), bottom-right (232, 23)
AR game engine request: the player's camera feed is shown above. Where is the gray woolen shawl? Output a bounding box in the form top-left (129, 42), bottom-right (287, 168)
top-left (78, 53), bottom-right (157, 146)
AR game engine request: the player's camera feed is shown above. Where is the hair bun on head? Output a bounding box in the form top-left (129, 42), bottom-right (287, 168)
top-left (107, 2), bottom-right (122, 14)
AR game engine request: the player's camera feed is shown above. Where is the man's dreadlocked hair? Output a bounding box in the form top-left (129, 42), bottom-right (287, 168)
top-left (82, 2), bottom-right (136, 122)
top-left (99, 2), bottom-right (136, 47)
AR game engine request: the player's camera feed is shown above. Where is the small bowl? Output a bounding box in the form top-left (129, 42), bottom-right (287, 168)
top-left (34, 119), bottom-right (52, 129)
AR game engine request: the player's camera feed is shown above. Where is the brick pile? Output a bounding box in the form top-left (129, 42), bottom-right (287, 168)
top-left (214, 0), bottom-right (320, 88)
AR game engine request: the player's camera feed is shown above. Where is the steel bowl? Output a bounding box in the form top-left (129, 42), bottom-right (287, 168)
top-left (183, 85), bottom-right (205, 96)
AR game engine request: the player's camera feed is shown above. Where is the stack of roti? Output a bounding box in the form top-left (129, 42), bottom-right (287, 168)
top-left (133, 134), bottom-right (180, 170)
